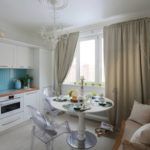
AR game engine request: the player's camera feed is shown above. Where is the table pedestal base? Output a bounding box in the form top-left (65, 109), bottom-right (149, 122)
top-left (67, 131), bottom-right (97, 149)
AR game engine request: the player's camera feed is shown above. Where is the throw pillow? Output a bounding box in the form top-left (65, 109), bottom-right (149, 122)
top-left (130, 123), bottom-right (150, 147)
top-left (123, 140), bottom-right (148, 150)
top-left (129, 101), bottom-right (150, 125)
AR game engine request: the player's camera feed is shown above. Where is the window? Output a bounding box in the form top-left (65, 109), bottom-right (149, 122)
top-left (64, 32), bottom-right (104, 84)
top-left (80, 39), bottom-right (95, 82)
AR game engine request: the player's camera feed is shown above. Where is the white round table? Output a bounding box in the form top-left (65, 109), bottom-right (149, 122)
top-left (49, 96), bottom-right (114, 149)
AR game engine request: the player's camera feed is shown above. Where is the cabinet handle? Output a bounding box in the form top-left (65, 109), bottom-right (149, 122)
top-left (0, 117), bottom-right (20, 126)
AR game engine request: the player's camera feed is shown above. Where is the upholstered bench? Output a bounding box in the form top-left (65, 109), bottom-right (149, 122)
top-left (113, 101), bottom-right (150, 150)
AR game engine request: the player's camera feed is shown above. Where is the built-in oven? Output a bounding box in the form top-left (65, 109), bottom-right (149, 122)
top-left (0, 95), bottom-right (24, 119)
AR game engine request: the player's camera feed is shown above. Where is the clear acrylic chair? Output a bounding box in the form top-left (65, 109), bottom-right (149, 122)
top-left (43, 87), bottom-right (61, 122)
top-left (27, 105), bottom-right (71, 150)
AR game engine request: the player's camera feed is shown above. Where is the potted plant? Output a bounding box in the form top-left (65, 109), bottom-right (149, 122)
top-left (20, 74), bottom-right (33, 89)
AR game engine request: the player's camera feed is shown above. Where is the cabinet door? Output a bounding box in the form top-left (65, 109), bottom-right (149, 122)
top-left (15, 46), bottom-right (33, 69)
top-left (0, 112), bottom-right (24, 132)
top-left (24, 91), bottom-right (39, 120)
top-left (0, 42), bottom-right (14, 68)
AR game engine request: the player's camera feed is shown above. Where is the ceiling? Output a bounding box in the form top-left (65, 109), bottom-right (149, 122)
top-left (0, 0), bottom-right (150, 33)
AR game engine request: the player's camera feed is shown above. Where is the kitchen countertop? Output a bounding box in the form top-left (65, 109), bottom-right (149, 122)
top-left (0, 88), bottom-right (39, 97)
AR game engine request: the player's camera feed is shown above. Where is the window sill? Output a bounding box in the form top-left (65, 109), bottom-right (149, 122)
top-left (62, 84), bottom-right (105, 89)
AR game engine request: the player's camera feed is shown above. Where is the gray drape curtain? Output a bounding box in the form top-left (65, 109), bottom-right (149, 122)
top-left (54, 32), bottom-right (79, 95)
top-left (104, 18), bottom-right (150, 127)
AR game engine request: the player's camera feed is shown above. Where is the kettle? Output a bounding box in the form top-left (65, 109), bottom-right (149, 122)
top-left (15, 80), bottom-right (21, 89)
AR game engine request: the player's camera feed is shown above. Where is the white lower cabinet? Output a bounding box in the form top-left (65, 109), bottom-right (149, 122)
top-left (24, 90), bottom-right (39, 120)
top-left (0, 90), bottom-right (40, 132)
top-left (0, 112), bottom-right (24, 132)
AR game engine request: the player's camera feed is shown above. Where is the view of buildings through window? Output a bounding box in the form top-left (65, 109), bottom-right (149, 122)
top-left (64, 33), bottom-right (104, 85)
top-left (80, 39), bottom-right (95, 82)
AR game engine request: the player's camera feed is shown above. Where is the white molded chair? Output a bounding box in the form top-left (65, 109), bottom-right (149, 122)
top-left (27, 105), bottom-right (71, 150)
top-left (43, 87), bottom-right (61, 122)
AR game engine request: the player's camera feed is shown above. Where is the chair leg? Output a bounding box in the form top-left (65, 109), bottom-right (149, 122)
top-left (30, 127), bottom-right (35, 150)
top-left (51, 140), bottom-right (54, 150)
top-left (46, 142), bottom-right (51, 150)
top-left (46, 140), bottom-right (54, 150)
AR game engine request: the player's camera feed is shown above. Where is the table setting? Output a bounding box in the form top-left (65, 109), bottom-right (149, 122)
top-left (51, 94), bottom-right (113, 112)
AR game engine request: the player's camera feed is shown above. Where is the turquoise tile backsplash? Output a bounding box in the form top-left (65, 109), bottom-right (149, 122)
top-left (0, 69), bottom-right (27, 91)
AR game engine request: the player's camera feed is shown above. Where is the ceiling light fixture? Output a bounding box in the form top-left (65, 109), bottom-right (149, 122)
top-left (39, 0), bottom-right (68, 50)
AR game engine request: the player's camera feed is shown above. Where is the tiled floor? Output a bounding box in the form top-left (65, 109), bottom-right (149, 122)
top-left (0, 113), bottom-right (115, 150)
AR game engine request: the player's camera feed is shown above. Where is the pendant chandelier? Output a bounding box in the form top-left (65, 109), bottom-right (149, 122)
top-left (39, 0), bottom-right (68, 50)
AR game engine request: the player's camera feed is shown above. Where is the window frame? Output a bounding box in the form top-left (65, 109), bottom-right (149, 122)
top-left (64, 31), bottom-right (103, 85)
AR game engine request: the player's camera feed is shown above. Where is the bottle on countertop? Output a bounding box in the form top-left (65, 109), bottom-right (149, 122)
top-left (15, 80), bottom-right (21, 89)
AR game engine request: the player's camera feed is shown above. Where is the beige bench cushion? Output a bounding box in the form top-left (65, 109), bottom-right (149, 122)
top-left (119, 120), bottom-right (141, 150)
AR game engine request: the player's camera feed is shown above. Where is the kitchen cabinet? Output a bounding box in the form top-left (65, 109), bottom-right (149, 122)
top-left (0, 112), bottom-right (24, 132)
top-left (15, 46), bottom-right (34, 69)
top-left (0, 42), bottom-right (15, 68)
top-left (0, 41), bottom-right (34, 69)
top-left (0, 90), bottom-right (40, 132)
top-left (24, 90), bottom-right (39, 120)
top-left (0, 93), bottom-right (24, 132)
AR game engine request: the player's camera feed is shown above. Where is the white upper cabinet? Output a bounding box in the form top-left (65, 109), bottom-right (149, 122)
top-left (0, 42), bottom-right (15, 68)
top-left (15, 46), bottom-right (34, 69)
top-left (0, 41), bottom-right (34, 69)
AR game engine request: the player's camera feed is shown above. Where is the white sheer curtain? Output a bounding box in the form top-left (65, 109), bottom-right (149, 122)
top-left (54, 32), bottom-right (79, 95)
top-left (104, 18), bottom-right (150, 127)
